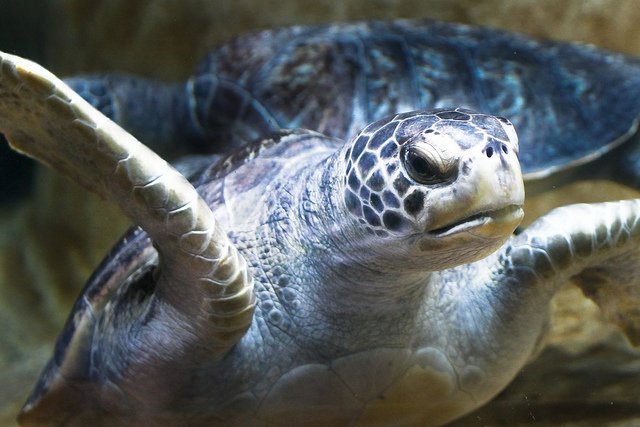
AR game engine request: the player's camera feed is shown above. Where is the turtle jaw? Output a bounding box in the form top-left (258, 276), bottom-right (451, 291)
top-left (427, 204), bottom-right (524, 238)
top-left (415, 155), bottom-right (525, 255)
top-left (414, 203), bottom-right (524, 268)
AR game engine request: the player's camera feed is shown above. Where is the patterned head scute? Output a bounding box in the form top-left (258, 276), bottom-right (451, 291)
top-left (342, 108), bottom-right (518, 235)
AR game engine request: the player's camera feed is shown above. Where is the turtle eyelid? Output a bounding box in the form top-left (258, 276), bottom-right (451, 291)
top-left (401, 143), bottom-right (457, 185)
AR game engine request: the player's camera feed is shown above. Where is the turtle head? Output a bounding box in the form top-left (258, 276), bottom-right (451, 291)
top-left (339, 108), bottom-right (525, 270)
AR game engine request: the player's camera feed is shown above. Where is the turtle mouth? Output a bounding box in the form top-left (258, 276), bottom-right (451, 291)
top-left (427, 204), bottom-right (523, 237)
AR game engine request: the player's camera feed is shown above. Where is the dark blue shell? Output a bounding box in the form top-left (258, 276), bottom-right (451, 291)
top-left (187, 20), bottom-right (640, 176)
top-left (70, 20), bottom-right (640, 176)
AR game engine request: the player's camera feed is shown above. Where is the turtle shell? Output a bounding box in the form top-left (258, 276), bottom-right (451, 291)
top-left (19, 129), bottom-right (339, 421)
top-left (191, 20), bottom-right (640, 179)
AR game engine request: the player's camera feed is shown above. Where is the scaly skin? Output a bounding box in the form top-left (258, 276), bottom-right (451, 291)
top-left (0, 50), bottom-right (255, 417)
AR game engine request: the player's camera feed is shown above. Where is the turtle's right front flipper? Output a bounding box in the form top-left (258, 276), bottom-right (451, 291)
top-left (0, 50), bottom-right (255, 352)
top-left (0, 51), bottom-right (255, 421)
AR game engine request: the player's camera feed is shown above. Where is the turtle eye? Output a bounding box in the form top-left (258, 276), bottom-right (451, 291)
top-left (402, 145), bottom-right (448, 185)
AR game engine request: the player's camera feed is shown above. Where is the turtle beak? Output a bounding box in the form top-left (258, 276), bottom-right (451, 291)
top-left (426, 205), bottom-right (524, 238)
top-left (419, 136), bottom-right (524, 257)
top-left (454, 138), bottom-right (525, 238)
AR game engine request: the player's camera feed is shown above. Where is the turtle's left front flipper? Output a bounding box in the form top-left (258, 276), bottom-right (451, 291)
top-left (505, 199), bottom-right (640, 345)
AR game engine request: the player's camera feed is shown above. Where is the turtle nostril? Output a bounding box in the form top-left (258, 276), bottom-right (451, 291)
top-left (501, 144), bottom-right (509, 154)
top-left (485, 146), bottom-right (494, 158)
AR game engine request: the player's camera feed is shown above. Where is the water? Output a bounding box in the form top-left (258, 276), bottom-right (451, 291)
top-left (1, 1), bottom-right (640, 425)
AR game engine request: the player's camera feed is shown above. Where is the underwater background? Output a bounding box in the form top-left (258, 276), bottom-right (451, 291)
top-left (1, 0), bottom-right (640, 425)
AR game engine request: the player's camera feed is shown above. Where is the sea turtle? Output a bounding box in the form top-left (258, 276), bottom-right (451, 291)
top-left (62, 20), bottom-right (640, 197)
top-left (2, 38), bottom-right (640, 427)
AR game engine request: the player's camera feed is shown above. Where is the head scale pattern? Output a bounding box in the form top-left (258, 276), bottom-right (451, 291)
top-left (342, 108), bottom-right (517, 236)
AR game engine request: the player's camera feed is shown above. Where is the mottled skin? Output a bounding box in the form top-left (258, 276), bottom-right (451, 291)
top-left (68, 20), bottom-right (640, 192)
top-left (2, 22), bottom-right (640, 427)
top-left (16, 107), bottom-right (527, 425)
top-left (0, 48), bottom-right (528, 422)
